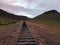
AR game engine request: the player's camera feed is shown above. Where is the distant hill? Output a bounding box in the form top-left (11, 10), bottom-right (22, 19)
top-left (0, 9), bottom-right (29, 21)
top-left (0, 9), bottom-right (29, 25)
top-left (33, 10), bottom-right (60, 20)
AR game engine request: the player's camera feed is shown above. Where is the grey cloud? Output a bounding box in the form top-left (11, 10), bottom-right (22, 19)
top-left (0, 0), bottom-right (60, 18)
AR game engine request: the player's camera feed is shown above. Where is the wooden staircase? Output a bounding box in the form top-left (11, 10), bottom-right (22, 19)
top-left (16, 22), bottom-right (37, 45)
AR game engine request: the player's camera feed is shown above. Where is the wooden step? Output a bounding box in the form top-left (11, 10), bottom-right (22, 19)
top-left (19, 34), bottom-right (32, 37)
top-left (17, 44), bottom-right (37, 45)
top-left (21, 33), bottom-right (32, 35)
top-left (18, 37), bottom-right (34, 39)
top-left (20, 36), bottom-right (32, 38)
top-left (16, 22), bottom-right (37, 45)
top-left (17, 42), bottom-right (37, 45)
top-left (17, 39), bottom-right (35, 42)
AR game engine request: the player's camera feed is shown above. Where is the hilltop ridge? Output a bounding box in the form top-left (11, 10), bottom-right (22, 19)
top-left (33, 10), bottom-right (60, 20)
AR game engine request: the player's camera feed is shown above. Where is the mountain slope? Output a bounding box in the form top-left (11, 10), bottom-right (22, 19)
top-left (33, 10), bottom-right (60, 20)
top-left (0, 9), bottom-right (30, 20)
top-left (0, 9), bottom-right (29, 25)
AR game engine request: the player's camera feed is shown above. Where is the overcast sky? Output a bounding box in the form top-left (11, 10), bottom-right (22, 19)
top-left (0, 0), bottom-right (60, 18)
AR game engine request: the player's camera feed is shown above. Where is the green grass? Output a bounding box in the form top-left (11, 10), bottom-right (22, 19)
top-left (31, 20), bottom-right (60, 26)
top-left (0, 18), bottom-right (16, 26)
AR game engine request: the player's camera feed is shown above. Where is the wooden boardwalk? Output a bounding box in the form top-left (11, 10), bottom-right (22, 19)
top-left (16, 22), bottom-right (37, 45)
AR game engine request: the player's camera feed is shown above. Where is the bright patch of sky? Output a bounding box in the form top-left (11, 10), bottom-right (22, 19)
top-left (0, 0), bottom-right (60, 18)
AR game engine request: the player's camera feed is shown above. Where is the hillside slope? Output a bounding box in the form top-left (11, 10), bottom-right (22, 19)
top-left (33, 10), bottom-right (60, 20)
top-left (0, 9), bottom-right (29, 25)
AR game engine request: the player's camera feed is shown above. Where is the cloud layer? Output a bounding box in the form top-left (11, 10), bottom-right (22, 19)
top-left (0, 0), bottom-right (60, 18)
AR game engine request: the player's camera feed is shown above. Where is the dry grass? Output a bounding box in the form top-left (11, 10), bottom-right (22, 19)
top-left (0, 21), bottom-right (23, 45)
top-left (30, 20), bottom-right (60, 26)
top-left (26, 21), bottom-right (60, 45)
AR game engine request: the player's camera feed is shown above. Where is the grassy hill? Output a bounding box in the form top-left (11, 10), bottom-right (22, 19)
top-left (31, 10), bottom-right (60, 26)
top-left (0, 9), bottom-right (60, 26)
top-left (33, 10), bottom-right (60, 20)
top-left (0, 9), bottom-right (29, 25)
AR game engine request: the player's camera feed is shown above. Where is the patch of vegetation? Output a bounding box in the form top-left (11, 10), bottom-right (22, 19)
top-left (0, 17), bottom-right (16, 26)
top-left (30, 20), bottom-right (60, 26)
top-left (31, 10), bottom-right (60, 26)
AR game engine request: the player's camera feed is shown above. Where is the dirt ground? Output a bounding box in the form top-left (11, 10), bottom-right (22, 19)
top-left (0, 22), bottom-right (23, 45)
top-left (26, 21), bottom-right (60, 45)
top-left (0, 21), bottom-right (60, 45)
